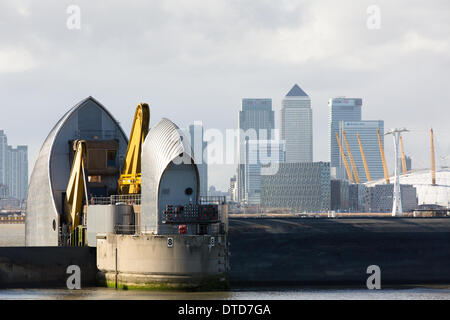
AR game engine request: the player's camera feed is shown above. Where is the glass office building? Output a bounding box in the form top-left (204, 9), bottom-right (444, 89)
top-left (281, 84), bottom-right (312, 163)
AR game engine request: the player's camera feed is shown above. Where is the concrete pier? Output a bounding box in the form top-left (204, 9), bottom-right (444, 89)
top-left (96, 234), bottom-right (229, 290)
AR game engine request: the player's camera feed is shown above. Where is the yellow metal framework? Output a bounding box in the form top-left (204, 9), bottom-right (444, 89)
top-left (342, 130), bottom-right (360, 184)
top-left (118, 103), bottom-right (150, 194)
top-left (377, 129), bottom-right (390, 184)
top-left (357, 133), bottom-right (371, 182)
top-left (336, 132), bottom-right (354, 183)
top-left (65, 140), bottom-right (88, 233)
top-left (431, 128), bottom-right (436, 185)
top-left (399, 135), bottom-right (407, 174)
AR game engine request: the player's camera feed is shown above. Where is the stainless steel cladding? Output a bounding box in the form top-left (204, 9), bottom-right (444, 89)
top-left (140, 118), bottom-right (199, 235)
top-left (26, 97), bottom-right (128, 246)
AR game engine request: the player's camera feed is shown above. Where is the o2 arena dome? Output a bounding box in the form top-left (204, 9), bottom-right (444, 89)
top-left (365, 168), bottom-right (450, 207)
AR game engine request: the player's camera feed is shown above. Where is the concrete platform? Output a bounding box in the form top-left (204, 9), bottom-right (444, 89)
top-left (96, 234), bottom-right (229, 290)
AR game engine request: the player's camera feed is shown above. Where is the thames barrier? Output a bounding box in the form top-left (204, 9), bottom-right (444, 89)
top-left (0, 97), bottom-right (449, 290)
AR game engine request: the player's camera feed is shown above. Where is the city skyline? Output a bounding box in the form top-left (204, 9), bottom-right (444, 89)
top-left (0, 130), bottom-right (28, 201)
top-left (1, 1), bottom-right (449, 191)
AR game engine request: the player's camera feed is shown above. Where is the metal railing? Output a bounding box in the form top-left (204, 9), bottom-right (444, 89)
top-left (111, 194), bottom-right (141, 205)
top-left (89, 194), bottom-right (141, 205)
top-left (114, 224), bottom-right (136, 234)
top-left (0, 215), bottom-right (25, 223)
top-left (200, 196), bottom-right (227, 205)
top-left (90, 195), bottom-right (224, 206)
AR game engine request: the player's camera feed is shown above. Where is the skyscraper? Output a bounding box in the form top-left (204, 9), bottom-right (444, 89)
top-left (281, 84), bottom-right (313, 163)
top-left (8, 145), bottom-right (28, 200)
top-left (238, 99), bottom-right (274, 204)
top-left (338, 121), bottom-right (385, 182)
top-left (245, 139), bottom-right (285, 205)
top-left (188, 123), bottom-right (208, 196)
top-left (0, 131), bottom-right (7, 186)
top-left (328, 97), bottom-right (362, 179)
top-left (0, 130), bottom-right (28, 200)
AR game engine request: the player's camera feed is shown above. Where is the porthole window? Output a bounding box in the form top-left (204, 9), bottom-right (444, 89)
top-left (185, 187), bottom-right (193, 195)
top-left (52, 219), bottom-right (56, 231)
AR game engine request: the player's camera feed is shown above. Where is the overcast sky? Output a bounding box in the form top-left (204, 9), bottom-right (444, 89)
top-left (1, 0), bottom-right (449, 190)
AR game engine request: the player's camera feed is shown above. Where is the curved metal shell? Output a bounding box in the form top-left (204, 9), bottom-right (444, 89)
top-left (26, 97), bottom-right (128, 246)
top-left (141, 118), bottom-right (199, 234)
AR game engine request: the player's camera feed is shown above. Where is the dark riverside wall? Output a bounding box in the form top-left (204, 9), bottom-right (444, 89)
top-left (228, 217), bottom-right (450, 287)
top-left (1, 218), bottom-right (450, 288)
top-left (0, 247), bottom-right (97, 288)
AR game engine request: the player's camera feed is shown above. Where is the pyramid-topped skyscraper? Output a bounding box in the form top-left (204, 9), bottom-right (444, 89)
top-left (281, 84), bottom-right (312, 162)
top-left (286, 84), bottom-right (308, 97)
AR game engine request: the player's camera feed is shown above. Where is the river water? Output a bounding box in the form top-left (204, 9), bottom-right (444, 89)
top-left (1, 224), bottom-right (449, 300)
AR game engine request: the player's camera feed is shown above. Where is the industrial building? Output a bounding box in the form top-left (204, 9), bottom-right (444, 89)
top-left (260, 162), bottom-right (330, 212)
top-left (330, 179), bottom-right (349, 211)
top-left (330, 180), bottom-right (418, 213)
top-left (366, 184), bottom-right (418, 213)
top-left (349, 184), bottom-right (368, 212)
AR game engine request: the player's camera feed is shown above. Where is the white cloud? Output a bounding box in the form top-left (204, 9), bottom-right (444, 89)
top-left (0, 47), bottom-right (37, 73)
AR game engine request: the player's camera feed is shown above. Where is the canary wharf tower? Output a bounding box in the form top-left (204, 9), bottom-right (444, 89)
top-left (281, 84), bottom-right (313, 163)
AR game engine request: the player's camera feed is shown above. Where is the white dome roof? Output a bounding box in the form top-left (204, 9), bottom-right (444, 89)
top-left (365, 168), bottom-right (450, 207)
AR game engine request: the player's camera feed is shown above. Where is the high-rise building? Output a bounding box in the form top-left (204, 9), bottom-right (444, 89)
top-left (245, 140), bottom-right (285, 205)
top-left (0, 130), bottom-right (28, 201)
top-left (188, 123), bottom-right (208, 196)
top-left (229, 175), bottom-right (237, 203)
top-left (328, 97), bottom-right (362, 179)
top-left (338, 120), bottom-right (385, 182)
top-left (405, 156), bottom-right (412, 171)
top-left (0, 130), bottom-right (7, 186)
top-left (281, 84), bottom-right (312, 163)
top-left (7, 145), bottom-right (28, 201)
top-left (237, 99), bottom-right (274, 204)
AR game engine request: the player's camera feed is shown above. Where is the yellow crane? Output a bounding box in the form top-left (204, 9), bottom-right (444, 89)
top-left (65, 140), bottom-right (88, 233)
top-left (399, 135), bottom-right (407, 174)
top-left (357, 133), bottom-right (371, 182)
top-left (431, 128), bottom-right (436, 185)
top-left (342, 130), bottom-right (360, 183)
top-left (377, 128), bottom-right (390, 184)
top-left (336, 132), bottom-right (355, 183)
top-left (118, 103), bottom-right (150, 194)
